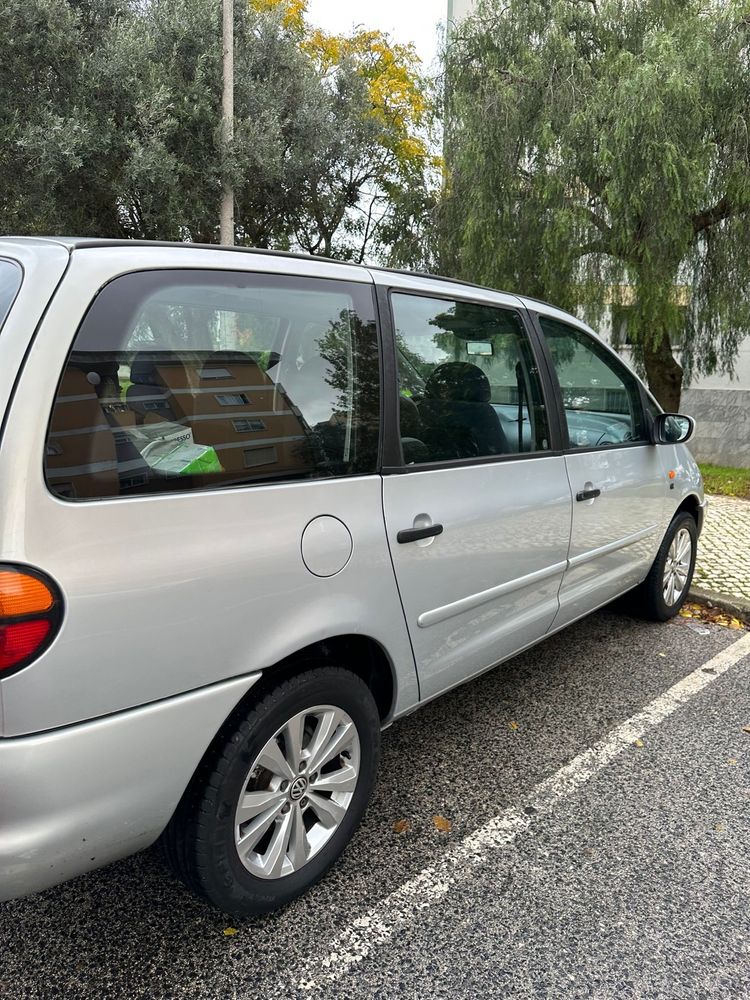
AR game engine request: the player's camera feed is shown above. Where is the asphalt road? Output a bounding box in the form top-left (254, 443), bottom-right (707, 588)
top-left (2, 609), bottom-right (749, 1000)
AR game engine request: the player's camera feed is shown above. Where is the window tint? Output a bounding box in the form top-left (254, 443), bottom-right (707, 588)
top-left (539, 317), bottom-right (647, 449)
top-left (46, 270), bottom-right (380, 500)
top-left (392, 293), bottom-right (550, 464)
top-left (0, 259), bottom-right (22, 332)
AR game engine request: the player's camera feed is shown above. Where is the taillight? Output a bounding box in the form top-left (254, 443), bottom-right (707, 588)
top-left (0, 566), bottom-right (62, 675)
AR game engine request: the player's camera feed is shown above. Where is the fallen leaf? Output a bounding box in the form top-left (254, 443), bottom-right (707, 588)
top-left (393, 819), bottom-right (411, 835)
top-left (223, 928), bottom-right (238, 937)
top-left (634, 738), bottom-right (645, 748)
top-left (657, 652), bottom-right (667, 658)
top-left (743, 726), bottom-right (750, 735)
top-left (433, 815), bottom-right (452, 833)
top-left (728, 758), bottom-right (738, 765)
top-left (509, 720), bottom-right (519, 731)
top-left (679, 601), bottom-right (747, 631)
top-left (714, 823), bottom-right (726, 833)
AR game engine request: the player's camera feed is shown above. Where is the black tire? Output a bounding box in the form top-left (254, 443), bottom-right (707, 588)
top-left (634, 511), bottom-right (697, 621)
top-left (161, 667), bottom-right (380, 916)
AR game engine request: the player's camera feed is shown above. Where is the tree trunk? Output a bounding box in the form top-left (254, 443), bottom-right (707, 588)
top-left (643, 331), bottom-right (683, 412)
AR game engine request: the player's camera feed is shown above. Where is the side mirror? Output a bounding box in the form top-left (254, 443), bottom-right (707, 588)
top-left (652, 412), bottom-right (695, 445)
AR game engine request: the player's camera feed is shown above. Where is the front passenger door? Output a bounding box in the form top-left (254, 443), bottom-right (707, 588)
top-left (382, 289), bottom-right (572, 701)
top-left (537, 315), bottom-right (667, 626)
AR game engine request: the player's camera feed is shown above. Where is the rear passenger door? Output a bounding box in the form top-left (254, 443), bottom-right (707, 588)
top-left (379, 280), bottom-right (572, 702)
top-left (533, 312), bottom-right (667, 626)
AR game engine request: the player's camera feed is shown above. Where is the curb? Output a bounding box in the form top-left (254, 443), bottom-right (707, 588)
top-left (688, 586), bottom-right (750, 627)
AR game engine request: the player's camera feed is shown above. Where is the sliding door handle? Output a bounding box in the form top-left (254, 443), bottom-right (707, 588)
top-left (576, 488), bottom-right (601, 502)
top-left (397, 523), bottom-right (444, 544)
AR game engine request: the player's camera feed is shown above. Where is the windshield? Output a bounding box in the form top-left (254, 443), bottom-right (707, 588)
top-left (0, 259), bottom-right (22, 332)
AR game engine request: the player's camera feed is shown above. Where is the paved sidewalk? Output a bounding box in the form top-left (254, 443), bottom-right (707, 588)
top-left (694, 493), bottom-right (750, 601)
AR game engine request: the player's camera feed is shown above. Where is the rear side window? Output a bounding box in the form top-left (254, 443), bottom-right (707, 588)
top-left (0, 259), bottom-right (22, 332)
top-left (45, 270), bottom-right (380, 500)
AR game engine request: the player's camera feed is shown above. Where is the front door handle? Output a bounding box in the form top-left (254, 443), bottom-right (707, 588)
top-left (576, 488), bottom-right (601, 502)
top-left (397, 523), bottom-right (444, 544)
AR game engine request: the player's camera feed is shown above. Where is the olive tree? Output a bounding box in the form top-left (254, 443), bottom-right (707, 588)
top-left (440, 0), bottom-right (750, 409)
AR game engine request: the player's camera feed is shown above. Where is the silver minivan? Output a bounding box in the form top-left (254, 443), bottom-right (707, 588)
top-left (0, 238), bottom-right (704, 915)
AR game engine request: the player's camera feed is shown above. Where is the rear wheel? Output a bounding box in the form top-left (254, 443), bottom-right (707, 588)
top-left (635, 511), bottom-right (697, 621)
top-left (162, 667), bottom-right (380, 916)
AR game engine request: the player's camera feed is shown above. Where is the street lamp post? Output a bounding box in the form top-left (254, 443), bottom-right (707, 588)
top-left (220, 0), bottom-right (234, 245)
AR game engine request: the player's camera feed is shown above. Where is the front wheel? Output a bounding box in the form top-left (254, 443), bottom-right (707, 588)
top-left (162, 667), bottom-right (381, 916)
top-left (635, 511), bottom-right (697, 621)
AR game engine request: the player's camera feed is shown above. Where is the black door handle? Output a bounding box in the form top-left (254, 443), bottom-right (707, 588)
top-left (576, 488), bottom-right (601, 502)
top-left (397, 523), bottom-right (444, 544)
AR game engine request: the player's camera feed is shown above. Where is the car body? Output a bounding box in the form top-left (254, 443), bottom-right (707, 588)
top-left (0, 238), bottom-right (704, 912)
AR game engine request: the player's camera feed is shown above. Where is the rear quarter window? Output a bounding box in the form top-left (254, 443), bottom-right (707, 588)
top-left (44, 268), bottom-right (381, 500)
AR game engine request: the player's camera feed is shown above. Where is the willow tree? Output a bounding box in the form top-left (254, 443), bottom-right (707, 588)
top-left (440, 0), bottom-right (750, 410)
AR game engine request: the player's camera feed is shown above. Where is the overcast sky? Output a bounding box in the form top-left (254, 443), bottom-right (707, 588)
top-left (305, 0), bottom-right (447, 72)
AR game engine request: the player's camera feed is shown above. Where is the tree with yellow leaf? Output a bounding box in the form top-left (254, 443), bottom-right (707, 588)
top-left (250, 0), bottom-right (439, 264)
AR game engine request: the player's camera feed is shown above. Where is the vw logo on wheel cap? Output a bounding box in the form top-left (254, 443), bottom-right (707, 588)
top-left (289, 776), bottom-right (308, 801)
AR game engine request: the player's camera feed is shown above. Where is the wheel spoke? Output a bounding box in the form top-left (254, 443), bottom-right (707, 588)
top-left (283, 712), bottom-right (305, 773)
top-left (288, 806), bottom-right (309, 871)
top-left (237, 799), bottom-right (285, 853)
top-left (236, 788), bottom-right (285, 824)
top-left (306, 790), bottom-right (347, 828)
top-left (256, 737), bottom-right (296, 782)
top-left (308, 719), bottom-right (355, 774)
top-left (305, 710), bottom-right (341, 770)
top-left (311, 764), bottom-right (358, 794)
top-left (676, 532), bottom-right (692, 563)
top-left (259, 811), bottom-right (293, 879)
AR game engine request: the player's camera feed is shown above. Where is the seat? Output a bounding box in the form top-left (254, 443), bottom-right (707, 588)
top-left (46, 368), bottom-right (119, 498)
top-left (418, 361), bottom-right (508, 461)
top-left (399, 394), bottom-right (430, 464)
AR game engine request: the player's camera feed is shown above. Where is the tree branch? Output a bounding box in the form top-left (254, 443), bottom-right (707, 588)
top-left (574, 240), bottom-right (610, 257)
top-left (692, 196), bottom-right (734, 234)
top-left (581, 205), bottom-right (612, 239)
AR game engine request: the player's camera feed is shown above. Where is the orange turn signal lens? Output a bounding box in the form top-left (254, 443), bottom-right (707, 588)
top-left (0, 570), bottom-right (55, 617)
top-left (0, 566), bottom-right (61, 675)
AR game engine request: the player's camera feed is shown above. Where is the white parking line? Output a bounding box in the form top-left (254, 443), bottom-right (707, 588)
top-left (287, 631), bottom-right (750, 994)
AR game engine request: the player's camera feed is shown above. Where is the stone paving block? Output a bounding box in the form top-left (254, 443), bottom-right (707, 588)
top-left (694, 494), bottom-right (750, 600)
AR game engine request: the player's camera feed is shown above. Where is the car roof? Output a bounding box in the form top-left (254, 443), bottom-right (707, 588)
top-left (0, 235), bottom-right (578, 324)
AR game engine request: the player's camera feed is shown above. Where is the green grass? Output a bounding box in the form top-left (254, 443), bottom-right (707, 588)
top-left (699, 463), bottom-right (750, 500)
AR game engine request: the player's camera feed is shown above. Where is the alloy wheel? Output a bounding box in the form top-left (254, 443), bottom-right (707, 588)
top-left (234, 705), bottom-right (360, 880)
top-left (662, 526), bottom-right (692, 606)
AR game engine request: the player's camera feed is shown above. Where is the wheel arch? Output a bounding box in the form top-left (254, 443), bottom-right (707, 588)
top-left (243, 633), bottom-right (398, 725)
top-left (675, 493), bottom-right (704, 535)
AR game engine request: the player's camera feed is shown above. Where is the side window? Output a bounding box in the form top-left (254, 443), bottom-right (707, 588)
top-left (392, 293), bottom-right (550, 464)
top-left (539, 317), bottom-right (647, 449)
top-left (45, 270), bottom-right (380, 500)
top-left (0, 258), bottom-right (22, 332)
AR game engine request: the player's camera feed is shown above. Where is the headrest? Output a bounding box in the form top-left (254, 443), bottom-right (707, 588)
top-left (424, 362), bottom-right (491, 403)
top-left (129, 352), bottom-right (185, 386)
top-left (129, 352), bottom-right (160, 386)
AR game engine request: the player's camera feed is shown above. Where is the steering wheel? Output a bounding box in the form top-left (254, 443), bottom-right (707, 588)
top-left (594, 423), bottom-right (633, 447)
